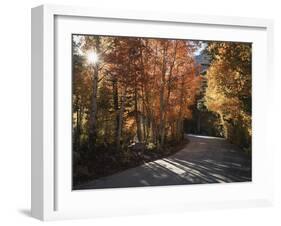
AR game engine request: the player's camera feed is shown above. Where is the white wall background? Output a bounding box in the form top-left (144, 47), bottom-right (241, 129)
top-left (0, 0), bottom-right (280, 225)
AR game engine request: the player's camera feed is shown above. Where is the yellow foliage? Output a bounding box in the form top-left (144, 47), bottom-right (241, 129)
top-left (205, 42), bottom-right (252, 149)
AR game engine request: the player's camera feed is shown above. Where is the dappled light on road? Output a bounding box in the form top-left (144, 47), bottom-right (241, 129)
top-left (186, 134), bottom-right (225, 140)
top-left (76, 135), bottom-right (251, 189)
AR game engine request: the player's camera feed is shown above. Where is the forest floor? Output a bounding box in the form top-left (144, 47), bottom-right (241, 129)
top-left (74, 134), bottom-right (252, 189)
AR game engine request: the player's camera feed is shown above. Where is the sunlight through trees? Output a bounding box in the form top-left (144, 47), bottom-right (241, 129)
top-left (72, 35), bottom-right (252, 186)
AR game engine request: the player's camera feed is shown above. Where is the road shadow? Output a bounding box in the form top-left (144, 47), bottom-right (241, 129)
top-left (76, 135), bottom-right (252, 189)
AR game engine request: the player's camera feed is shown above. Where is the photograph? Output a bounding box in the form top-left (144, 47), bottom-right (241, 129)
top-left (72, 34), bottom-right (252, 190)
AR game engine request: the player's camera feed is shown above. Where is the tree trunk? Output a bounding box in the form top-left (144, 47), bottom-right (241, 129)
top-left (159, 85), bottom-right (165, 149)
top-left (117, 89), bottom-right (126, 151)
top-left (197, 111), bottom-right (201, 134)
top-left (134, 85), bottom-right (142, 142)
top-left (164, 42), bottom-right (177, 143)
top-left (159, 43), bottom-right (168, 149)
top-left (112, 77), bottom-right (119, 146)
top-left (177, 72), bottom-right (185, 142)
top-left (74, 95), bottom-right (80, 149)
top-left (151, 117), bottom-right (157, 144)
top-left (176, 119), bottom-right (184, 142)
top-left (88, 37), bottom-right (101, 151)
top-left (77, 104), bottom-right (83, 148)
top-left (141, 88), bottom-right (147, 142)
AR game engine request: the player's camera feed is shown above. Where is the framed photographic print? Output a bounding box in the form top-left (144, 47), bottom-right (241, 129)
top-left (31, 4), bottom-right (274, 221)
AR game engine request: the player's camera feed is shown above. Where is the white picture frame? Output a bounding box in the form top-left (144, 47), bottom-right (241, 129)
top-left (31, 4), bottom-right (274, 221)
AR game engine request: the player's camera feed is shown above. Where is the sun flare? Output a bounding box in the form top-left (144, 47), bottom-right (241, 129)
top-left (86, 51), bottom-right (99, 65)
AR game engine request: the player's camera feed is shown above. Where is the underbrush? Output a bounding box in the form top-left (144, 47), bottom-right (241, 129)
top-left (73, 139), bottom-right (189, 188)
